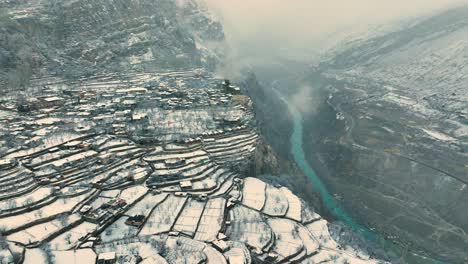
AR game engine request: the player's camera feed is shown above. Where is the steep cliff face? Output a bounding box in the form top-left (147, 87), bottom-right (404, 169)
top-left (243, 74), bottom-right (293, 161)
top-left (252, 139), bottom-right (279, 176)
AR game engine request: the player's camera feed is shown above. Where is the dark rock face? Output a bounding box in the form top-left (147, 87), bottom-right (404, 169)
top-left (243, 73), bottom-right (325, 217)
top-left (243, 74), bottom-right (293, 162)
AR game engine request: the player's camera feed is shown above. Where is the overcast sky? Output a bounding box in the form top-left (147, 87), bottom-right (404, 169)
top-left (204, 0), bottom-right (468, 71)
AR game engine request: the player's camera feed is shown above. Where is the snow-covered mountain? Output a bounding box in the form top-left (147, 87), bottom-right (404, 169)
top-left (307, 6), bottom-right (468, 263)
top-left (321, 5), bottom-right (468, 139)
top-left (0, 0), bottom-right (225, 90)
top-left (324, 5), bottom-right (468, 92)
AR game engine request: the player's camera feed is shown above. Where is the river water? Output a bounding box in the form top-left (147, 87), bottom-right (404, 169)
top-left (289, 103), bottom-right (379, 241)
top-left (279, 89), bottom-right (447, 264)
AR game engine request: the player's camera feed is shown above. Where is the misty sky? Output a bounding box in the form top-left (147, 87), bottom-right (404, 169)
top-left (205, 0), bottom-right (468, 69)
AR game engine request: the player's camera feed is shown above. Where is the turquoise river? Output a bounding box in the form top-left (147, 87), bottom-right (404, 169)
top-left (279, 89), bottom-right (446, 264)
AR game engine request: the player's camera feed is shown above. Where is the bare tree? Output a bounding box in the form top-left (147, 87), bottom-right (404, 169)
top-left (41, 244), bottom-right (55, 264)
top-left (64, 234), bottom-right (72, 244)
top-left (58, 215), bottom-right (68, 227)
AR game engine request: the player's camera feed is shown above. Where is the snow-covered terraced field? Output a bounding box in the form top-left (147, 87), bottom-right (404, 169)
top-left (204, 128), bottom-right (258, 165)
top-left (139, 195), bottom-right (187, 235)
top-left (172, 198), bottom-right (206, 236)
top-left (0, 63), bottom-right (385, 263)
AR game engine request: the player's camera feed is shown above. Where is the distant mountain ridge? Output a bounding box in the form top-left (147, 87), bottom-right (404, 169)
top-left (319, 5), bottom-right (468, 140)
top-left (320, 5), bottom-right (468, 97)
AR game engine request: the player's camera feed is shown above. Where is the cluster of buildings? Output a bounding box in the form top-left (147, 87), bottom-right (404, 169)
top-left (0, 69), bottom-right (258, 264)
top-left (83, 198), bottom-right (128, 225)
top-left (0, 69), bottom-right (380, 264)
top-left (0, 70), bottom-right (251, 151)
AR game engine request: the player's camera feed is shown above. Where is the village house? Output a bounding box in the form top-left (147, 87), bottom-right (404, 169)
top-left (125, 215), bottom-right (145, 227)
top-left (179, 180), bottom-right (192, 191)
top-left (212, 239), bottom-right (229, 253)
top-left (97, 252), bottom-right (117, 264)
top-left (40, 96), bottom-right (65, 108)
top-left (85, 208), bottom-right (111, 224)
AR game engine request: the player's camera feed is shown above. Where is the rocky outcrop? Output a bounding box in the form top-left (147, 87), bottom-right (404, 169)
top-left (251, 139), bottom-right (279, 176)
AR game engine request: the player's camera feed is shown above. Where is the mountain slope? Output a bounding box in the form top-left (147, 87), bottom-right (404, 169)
top-left (322, 5), bottom-right (468, 122)
top-left (0, 0), bottom-right (224, 91)
top-left (303, 6), bottom-right (468, 263)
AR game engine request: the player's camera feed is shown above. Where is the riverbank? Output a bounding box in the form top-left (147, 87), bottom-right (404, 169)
top-left (246, 68), bottom-right (458, 264)
top-left (295, 74), bottom-right (459, 264)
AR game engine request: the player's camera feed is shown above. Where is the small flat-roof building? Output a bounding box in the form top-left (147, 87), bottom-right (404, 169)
top-left (125, 215), bottom-right (145, 227)
top-left (79, 205), bottom-right (92, 214)
top-left (97, 252), bottom-right (116, 264)
top-left (225, 85), bottom-right (241, 95)
top-left (212, 240), bottom-right (229, 253)
top-left (180, 180), bottom-right (192, 190)
top-left (40, 96), bottom-right (65, 107)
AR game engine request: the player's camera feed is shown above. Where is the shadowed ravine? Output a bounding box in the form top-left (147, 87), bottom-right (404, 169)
top-left (274, 88), bottom-right (448, 264)
top-left (276, 89), bottom-right (378, 240)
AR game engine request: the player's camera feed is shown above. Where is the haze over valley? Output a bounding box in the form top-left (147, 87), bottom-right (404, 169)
top-left (0, 1), bottom-right (467, 264)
